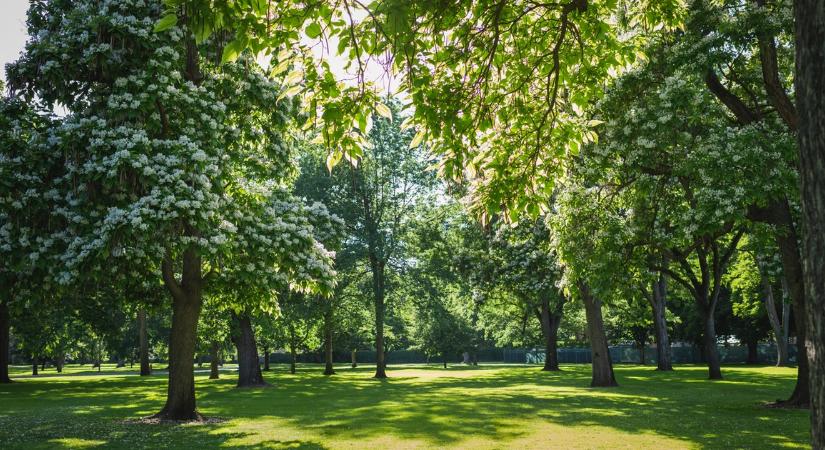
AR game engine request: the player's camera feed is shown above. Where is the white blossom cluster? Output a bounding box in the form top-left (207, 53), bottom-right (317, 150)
top-left (4, 0), bottom-right (339, 306)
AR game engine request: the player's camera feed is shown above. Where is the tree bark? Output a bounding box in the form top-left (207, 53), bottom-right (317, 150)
top-left (153, 249), bottom-right (203, 421)
top-left (701, 310), bottom-right (723, 380)
top-left (55, 354), bottom-right (64, 373)
top-left (795, 3), bottom-right (825, 444)
top-left (0, 300), bottom-right (10, 383)
top-left (263, 348), bottom-right (270, 371)
top-left (31, 356), bottom-right (38, 376)
top-left (650, 272), bottom-right (673, 371)
top-left (209, 341), bottom-right (219, 380)
top-left (539, 295), bottom-right (563, 371)
top-left (761, 267), bottom-right (790, 366)
top-left (372, 258), bottom-right (387, 378)
top-left (138, 308), bottom-right (151, 376)
top-left (578, 281), bottom-right (617, 387)
top-left (289, 344), bottom-right (297, 374)
top-left (230, 312), bottom-right (267, 388)
top-left (351, 349), bottom-right (357, 368)
top-left (745, 339), bottom-right (759, 364)
top-left (323, 306), bottom-right (335, 375)
top-left (443, 352), bottom-right (447, 369)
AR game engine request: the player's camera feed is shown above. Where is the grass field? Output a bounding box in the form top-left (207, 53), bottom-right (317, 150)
top-left (0, 363), bottom-right (810, 449)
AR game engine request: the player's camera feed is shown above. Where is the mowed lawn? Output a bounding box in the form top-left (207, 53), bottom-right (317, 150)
top-left (0, 363), bottom-right (810, 449)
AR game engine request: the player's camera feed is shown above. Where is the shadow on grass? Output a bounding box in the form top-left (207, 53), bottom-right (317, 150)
top-left (0, 363), bottom-right (809, 449)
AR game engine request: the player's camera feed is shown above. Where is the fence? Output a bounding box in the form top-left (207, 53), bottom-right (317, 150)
top-left (265, 343), bottom-right (796, 366)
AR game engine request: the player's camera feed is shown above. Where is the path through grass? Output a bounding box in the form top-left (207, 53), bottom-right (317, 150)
top-left (0, 363), bottom-right (810, 449)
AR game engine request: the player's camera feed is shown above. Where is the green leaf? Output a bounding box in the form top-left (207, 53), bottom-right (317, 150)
top-left (278, 85), bottom-right (303, 101)
top-left (305, 22), bottom-right (323, 39)
top-left (409, 130), bottom-right (425, 148)
top-left (221, 39), bottom-right (245, 64)
top-left (154, 14), bottom-right (178, 33)
top-left (326, 150), bottom-right (343, 172)
top-left (375, 102), bottom-right (392, 120)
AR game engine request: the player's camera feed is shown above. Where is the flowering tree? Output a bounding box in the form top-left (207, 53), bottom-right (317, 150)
top-left (7, 0), bottom-right (337, 420)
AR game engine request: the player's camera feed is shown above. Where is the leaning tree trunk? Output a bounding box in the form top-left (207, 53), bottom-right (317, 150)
top-left (323, 306), bottom-right (335, 376)
top-left (372, 258), bottom-right (387, 379)
top-left (761, 268), bottom-right (790, 366)
top-left (579, 282), bottom-right (617, 387)
top-left (796, 4), bottom-right (825, 443)
top-left (209, 341), bottom-right (220, 380)
top-left (153, 249), bottom-right (203, 421)
top-left (539, 295), bottom-right (563, 371)
top-left (0, 299), bottom-right (10, 383)
top-left (138, 308), bottom-right (151, 376)
top-left (231, 312), bottom-right (267, 388)
top-left (651, 273), bottom-right (673, 371)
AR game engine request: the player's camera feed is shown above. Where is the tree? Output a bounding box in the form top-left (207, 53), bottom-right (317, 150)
top-left (793, 0), bottom-right (825, 443)
top-left (7, 1), bottom-right (337, 420)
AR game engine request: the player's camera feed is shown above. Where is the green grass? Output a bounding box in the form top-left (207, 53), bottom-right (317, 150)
top-left (0, 363), bottom-right (810, 449)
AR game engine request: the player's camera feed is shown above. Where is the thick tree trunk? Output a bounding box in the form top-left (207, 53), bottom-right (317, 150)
top-left (372, 259), bottom-right (387, 379)
top-left (323, 307), bottom-right (335, 375)
top-left (351, 349), bottom-right (357, 368)
top-left (701, 311), bottom-right (723, 380)
top-left (230, 312), bottom-right (267, 388)
top-left (651, 274), bottom-right (673, 371)
top-left (209, 341), bottom-right (220, 380)
top-left (55, 354), bottom-right (64, 373)
top-left (153, 250), bottom-right (203, 421)
top-left (773, 222), bottom-right (811, 407)
top-left (539, 295), bottom-right (563, 371)
top-left (0, 300), bottom-right (10, 383)
top-left (138, 308), bottom-right (151, 376)
top-left (579, 282), bottom-right (617, 387)
top-left (31, 356), bottom-right (38, 376)
top-left (795, 3), bottom-right (825, 445)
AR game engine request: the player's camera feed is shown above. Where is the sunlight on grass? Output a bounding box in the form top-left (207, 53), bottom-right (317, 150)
top-left (0, 364), bottom-right (810, 449)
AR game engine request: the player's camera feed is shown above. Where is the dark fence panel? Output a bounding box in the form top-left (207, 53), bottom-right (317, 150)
top-left (261, 343), bottom-right (796, 366)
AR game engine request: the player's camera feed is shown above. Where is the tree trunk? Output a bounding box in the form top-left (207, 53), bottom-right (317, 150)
top-left (31, 356), bottom-right (38, 376)
top-left (539, 295), bottom-right (563, 371)
top-left (638, 342), bottom-right (646, 365)
top-left (138, 308), bottom-right (151, 376)
top-left (443, 352), bottom-right (447, 369)
top-left (209, 341), bottom-right (220, 380)
top-left (701, 311), bottom-right (723, 380)
top-left (263, 348), bottom-right (270, 371)
top-left (42, 359), bottom-right (47, 371)
top-left (579, 282), bottom-right (617, 387)
top-left (153, 249), bottom-right (203, 421)
top-left (795, 4), bottom-right (825, 445)
top-left (289, 345), bottom-right (297, 374)
top-left (323, 306), bottom-right (335, 375)
top-left (351, 349), bottom-right (357, 368)
top-left (0, 300), bottom-right (10, 383)
top-left (230, 312), bottom-right (267, 388)
top-left (372, 259), bottom-right (387, 378)
top-left (651, 273), bottom-right (673, 371)
top-left (55, 354), bottom-right (64, 373)
top-left (762, 267), bottom-right (790, 366)
top-left (746, 340), bottom-right (759, 364)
